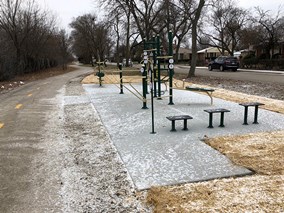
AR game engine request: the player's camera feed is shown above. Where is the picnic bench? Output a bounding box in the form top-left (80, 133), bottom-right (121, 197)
top-left (239, 102), bottom-right (265, 125)
top-left (204, 108), bottom-right (230, 128)
top-left (166, 115), bottom-right (193, 132)
top-left (185, 86), bottom-right (215, 105)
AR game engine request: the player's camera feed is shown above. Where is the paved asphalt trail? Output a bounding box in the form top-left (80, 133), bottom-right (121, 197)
top-left (0, 66), bottom-right (92, 212)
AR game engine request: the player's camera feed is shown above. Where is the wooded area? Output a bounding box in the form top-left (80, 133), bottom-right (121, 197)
top-left (0, 0), bottom-right (72, 81)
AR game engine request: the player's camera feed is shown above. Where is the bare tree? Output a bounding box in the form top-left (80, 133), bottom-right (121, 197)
top-left (101, 0), bottom-right (134, 66)
top-left (57, 29), bottom-right (71, 70)
top-left (70, 14), bottom-right (112, 64)
top-left (254, 6), bottom-right (284, 58)
top-left (70, 14), bottom-right (98, 65)
top-left (0, 0), bottom-right (69, 80)
top-left (157, 0), bottom-right (193, 62)
top-left (188, 0), bottom-right (206, 77)
top-left (200, 0), bottom-right (248, 56)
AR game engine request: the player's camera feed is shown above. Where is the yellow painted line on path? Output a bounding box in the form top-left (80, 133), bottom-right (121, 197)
top-left (0, 123), bottom-right (4, 129)
top-left (15, 104), bottom-right (23, 109)
top-left (28, 93), bottom-right (33, 97)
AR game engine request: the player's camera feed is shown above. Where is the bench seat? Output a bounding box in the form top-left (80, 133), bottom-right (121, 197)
top-left (166, 115), bottom-right (193, 131)
top-left (185, 86), bottom-right (215, 105)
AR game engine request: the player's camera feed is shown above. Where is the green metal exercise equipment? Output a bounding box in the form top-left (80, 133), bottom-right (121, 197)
top-left (95, 61), bottom-right (105, 87)
top-left (142, 31), bottom-right (175, 105)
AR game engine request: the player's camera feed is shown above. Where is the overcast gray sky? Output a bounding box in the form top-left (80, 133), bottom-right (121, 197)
top-left (37, 0), bottom-right (283, 31)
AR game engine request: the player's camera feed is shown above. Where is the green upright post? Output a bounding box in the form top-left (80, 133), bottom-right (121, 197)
top-left (142, 39), bottom-right (148, 109)
top-left (118, 63), bottom-right (123, 94)
top-left (98, 62), bottom-right (102, 87)
top-left (168, 31), bottom-right (174, 105)
top-left (156, 35), bottom-right (162, 100)
top-left (152, 36), bottom-right (157, 98)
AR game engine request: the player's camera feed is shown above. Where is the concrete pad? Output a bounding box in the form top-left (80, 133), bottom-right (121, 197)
top-left (83, 84), bottom-right (284, 190)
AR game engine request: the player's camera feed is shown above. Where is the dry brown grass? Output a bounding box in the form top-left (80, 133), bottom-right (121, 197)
top-left (147, 175), bottom-right (284, 212)
top-left (173, 78), bottom-right (284, 114)
top-left (147, 131), bottom-right (284, 212)
top-left (146, 130), bottom-right (284, 212)
top-left (204, 131), bottom-right (284, 175)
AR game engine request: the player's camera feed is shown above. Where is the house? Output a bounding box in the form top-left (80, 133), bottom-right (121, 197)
top-left (197, 47), bottom-right (229, 65)
top-left (197, 47), bottom-right (229, 62)
top-left (234, 49), bottom-right (254, 59)
top-left (253, 42), bottom-right (284, 59)
top-left (173, 47), bottom-right (192, 61)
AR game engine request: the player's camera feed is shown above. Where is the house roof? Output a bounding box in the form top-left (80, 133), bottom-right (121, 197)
top-left (178, 47), bottom-right (192, 54)
top-left (174, 46), bottom-right (192, 54)
top-left (197, 47), bottom-right (225, 54)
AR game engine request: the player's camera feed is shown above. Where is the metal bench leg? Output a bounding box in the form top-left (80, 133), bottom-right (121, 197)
top-left (208, 113), bottom-right (214, 128)
top-left (206, 91), bottom-right (213, 105)
top-left (253, 105), bottom-right (259, 124)
top-left (219, 112), bottom-right (225, 127)
top-left (171, 120), bottom-right (176, 131)
top-left (243, 106), bottom-right (249, 125)
top-left (183, 119), bottom-right (188, 131)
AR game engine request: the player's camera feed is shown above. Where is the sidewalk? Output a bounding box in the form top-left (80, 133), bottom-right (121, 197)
top-left (83, 83), bottom-right (284, 190)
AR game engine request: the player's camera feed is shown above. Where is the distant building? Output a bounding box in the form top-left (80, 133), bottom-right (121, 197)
top-left (197, 47), bottom-right (228, 65)
top-left (173, 47), bottom-right (192, 61)
top-left (198, 47), bottom-right (229, 60)
top-left (234, 49), bottom-right (253, 59)
top-left (252, 42), bottom-right (284, 59)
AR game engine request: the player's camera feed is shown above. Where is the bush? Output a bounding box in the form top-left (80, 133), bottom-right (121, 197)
top-left (0, 59), bottom-right (17, 81)
top-left (242, 54), bottom-right (258, 68)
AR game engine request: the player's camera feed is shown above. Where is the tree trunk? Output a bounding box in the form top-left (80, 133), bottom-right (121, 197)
top-left (188, 0), bottom-right (205, 78)
top-left (188, 24), bottom-right (198, 77)
top-left (175, 41), bottom-right (181, 63)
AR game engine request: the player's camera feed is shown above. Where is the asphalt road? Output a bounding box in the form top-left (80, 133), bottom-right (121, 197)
top-left (175, 66), bottom-right (284, 85)
top-left (0, 66), bottom-right (92, 212)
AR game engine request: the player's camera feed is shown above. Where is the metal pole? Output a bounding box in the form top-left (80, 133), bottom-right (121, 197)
top-left (152, 35), bottom-right (157, 98)
top-left (243, 106), bottom-right (248, 125)
top-left (253, 106), bottom-right (259, 124)
top-left (142, 39), bottom-right (148, 109)
top-left (168, 31), bottom-right (174, 105)
top-left (156, 35), bottom-right (162, 100)
top-left (119, 63), bottom-right (123, 94)
top-left (150, 71), bottom-right (156, 134)
top-left (98, 62), bottom-right (102, 87)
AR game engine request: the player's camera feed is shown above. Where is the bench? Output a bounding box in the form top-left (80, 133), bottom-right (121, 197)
top-left (204, 108), bottom-right (230, 128)
top-left (185, 86), bottom-right (215, 105)
top-left (239, 102), bottom-right (265, 125)
top-left (166, 115), bottom-right (193, 132)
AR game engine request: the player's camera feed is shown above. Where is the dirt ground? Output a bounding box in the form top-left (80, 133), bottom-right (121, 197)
top-left (2, 65), bottom-right (284, 212)
top-left (0, 66), bottom-right (77, 94)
